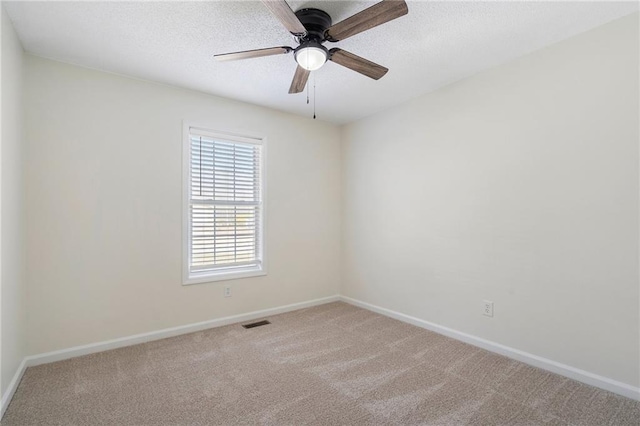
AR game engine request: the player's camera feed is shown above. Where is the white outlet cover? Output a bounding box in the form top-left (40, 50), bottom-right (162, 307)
top-left (483, 300), bottom-right (494, 317)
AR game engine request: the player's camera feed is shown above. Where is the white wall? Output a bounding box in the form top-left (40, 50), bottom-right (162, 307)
top-left (1, 7), bottom-right (26, 395)
top-left (23, 56), bottom-right (341, 355)
top-left (341, 13), bottom-right (639, 387)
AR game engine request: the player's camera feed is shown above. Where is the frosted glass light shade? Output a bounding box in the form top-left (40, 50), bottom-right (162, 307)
top-left (295, 47), bottom-right (327, 71)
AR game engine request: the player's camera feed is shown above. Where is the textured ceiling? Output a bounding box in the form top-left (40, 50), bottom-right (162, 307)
top-left (4, 1), bottom-right (638, 124)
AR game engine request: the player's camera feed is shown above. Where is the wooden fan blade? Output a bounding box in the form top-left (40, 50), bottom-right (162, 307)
top-left (261, 0), bottom-right (307, 36)
top-left (214, 46), bottom-right (293, 62)
top-left (325, 0), bottom-right (408, 42)
top-left (329, 48), bottom-right (388, 80)
top-left (289, 65), bottom-right (310, 94)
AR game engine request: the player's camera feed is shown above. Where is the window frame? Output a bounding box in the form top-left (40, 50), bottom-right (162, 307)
top-left (182, 122), bottom-right (267, 285)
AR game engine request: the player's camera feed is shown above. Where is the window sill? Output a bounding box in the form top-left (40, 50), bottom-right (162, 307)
top-left (183, 268), bottom-right (266, 286)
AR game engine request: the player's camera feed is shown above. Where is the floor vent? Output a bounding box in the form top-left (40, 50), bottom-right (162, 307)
top-left (242, 320), bottom-right (271, 329)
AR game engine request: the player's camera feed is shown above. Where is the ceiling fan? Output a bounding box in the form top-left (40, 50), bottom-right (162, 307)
top-left (214, 0), bottom-right (408, 94)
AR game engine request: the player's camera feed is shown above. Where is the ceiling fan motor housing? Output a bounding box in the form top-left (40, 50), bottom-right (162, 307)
top-left (294, 8), bottom-right (332, 42)
top-left (293, 8), bottom-right (333, 68)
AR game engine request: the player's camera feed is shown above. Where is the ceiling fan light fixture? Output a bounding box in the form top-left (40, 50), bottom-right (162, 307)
top-left (295, 46), bottom-right (327, 71)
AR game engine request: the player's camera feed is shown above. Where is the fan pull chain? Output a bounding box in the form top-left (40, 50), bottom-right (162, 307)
top-left (306, 78), bottom-right (310, 105)
top-left (313, 73), bottom-right (316, 120)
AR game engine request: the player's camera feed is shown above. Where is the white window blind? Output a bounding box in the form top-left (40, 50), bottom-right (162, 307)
top-left (186, 128), bottom-right (264, 281)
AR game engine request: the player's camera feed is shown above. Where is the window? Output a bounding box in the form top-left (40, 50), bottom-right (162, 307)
top-left (183, 125), bottom-right (265, 284)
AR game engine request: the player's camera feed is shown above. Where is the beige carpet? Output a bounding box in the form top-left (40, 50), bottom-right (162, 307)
top-left (3, 302), bottom-right (639, 425)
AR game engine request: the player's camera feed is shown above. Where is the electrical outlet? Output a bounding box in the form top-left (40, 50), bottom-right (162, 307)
top-left (483, 300), bottom-right (494, 317)
top-left (224, 285), bottom-right (231, 298)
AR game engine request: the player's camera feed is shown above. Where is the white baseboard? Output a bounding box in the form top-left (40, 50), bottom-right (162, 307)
top-left (0, 358), bottom-right (27, 418)
top-left (27, 295), bottom-right (340, 367)
top-left (1, 294), bottom-right (339, 418)
top-left (339, 295), bottom-right (640, 401)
